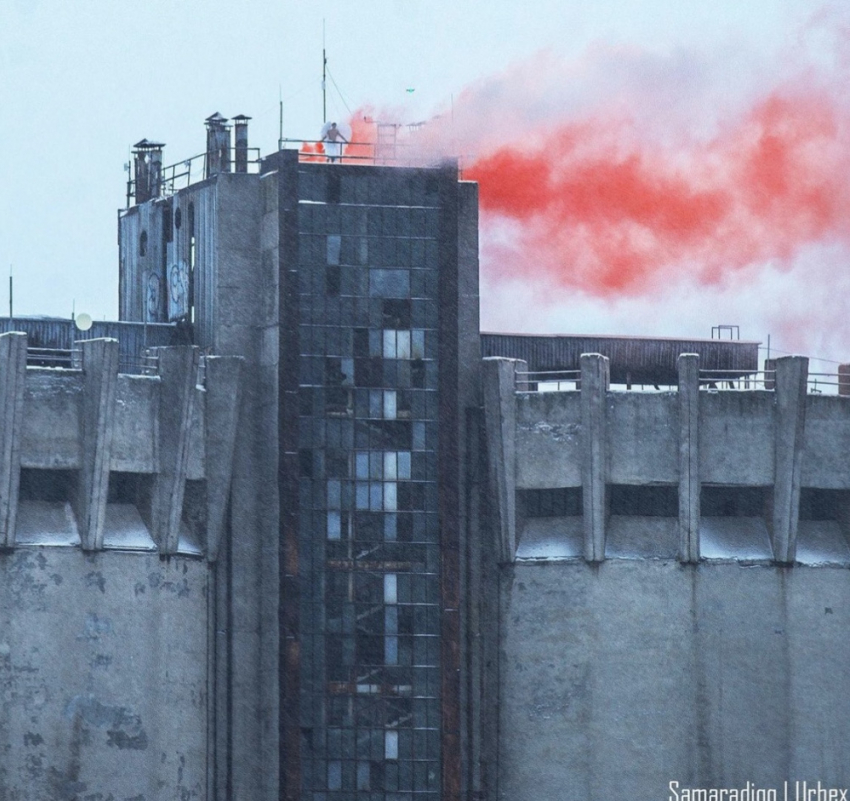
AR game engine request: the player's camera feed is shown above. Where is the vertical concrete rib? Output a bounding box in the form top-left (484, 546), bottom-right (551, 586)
top-left (580, 354), bottom-right (609, 562)
top-left (152, 346), bottom-right (200, 554)
top-left (771, 355), bottom-right (808, 564)
top-left (678, 354), bottom-right (701, 563)
top-left (77, 338), bottom-right (119, 551)
top-left (203, 355), bottom-right (244, 562)
top-left (0, 332), bottom-right (27, 548)
top-left (481, 358), bottom-right (523, 562)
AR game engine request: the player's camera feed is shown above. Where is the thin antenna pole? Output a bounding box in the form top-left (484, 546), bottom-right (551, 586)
top-left (279, 85), bottom-right (284, 151)
top-left (9, 264), bottom-right (13, 320)
top-left (322, 20), bottom-right (327, 124)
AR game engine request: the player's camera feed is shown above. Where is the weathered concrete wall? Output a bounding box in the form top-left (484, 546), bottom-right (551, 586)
top-left (18, 368), bottom-right (205, 477)
top-left (515, 384), bottom-right (850, 494)
top-left (0, 548), bottom-right (209, 801)
top-left (802, 395), bottom-right (850, 489)
top-left (516, 392), bottom-right (581, 489)
top-left (608, 392), bottom-right (677, 484)
top-left (499, 561), bottom-right (850, 801)
top-left (212, 170), bottom-right (279, 800)
top-left (700, 391), bottom-right (775, 486)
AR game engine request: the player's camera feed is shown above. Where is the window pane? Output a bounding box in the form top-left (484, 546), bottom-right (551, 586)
top-left (383, 390), bottom-right (397, 420)
top-left (411, 330), bottom-right (425, 359)
top-left (383, 330), bottom-right (396, 359)
top-left (326, 235), bottom-right (342, 265)
top-left (355, 452), bottom-right (369, 479)
top-left (356, 482), bottom-right (369, 510)
top-left (385, 731), bottom-right (399, 760)
top-left (370, 482), bottom-right (383, 511)
top-left (328, 761), bottom-right (342, 791)
top-left (384, 482), bottom-right (397, 512)
top-left (384, 574), bottom-right (398, 603)
top-left (370, 269), bottom-right (410, 298)
top-left (327, 511), bottom-right (341, 540)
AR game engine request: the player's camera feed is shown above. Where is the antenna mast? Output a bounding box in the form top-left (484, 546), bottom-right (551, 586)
top-left (278, 85), bottom-right (284, 151)
top-left (322, 20), bottom-right (327, 124)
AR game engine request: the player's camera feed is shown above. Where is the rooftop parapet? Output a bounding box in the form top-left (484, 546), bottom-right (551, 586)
top-left (0, 332), bottom-right (242, 560)
top-left (484, 352), bottom-right (850, 566)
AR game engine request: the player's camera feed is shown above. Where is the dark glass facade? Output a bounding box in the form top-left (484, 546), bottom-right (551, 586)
top-left (291, 165), bottom-right (448, 800)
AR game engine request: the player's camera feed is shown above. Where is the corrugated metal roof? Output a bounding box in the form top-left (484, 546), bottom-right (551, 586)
top-left (482, 332), bottom-right (760, 385)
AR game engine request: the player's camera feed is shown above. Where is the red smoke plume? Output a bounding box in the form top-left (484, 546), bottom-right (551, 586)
top-left (465, 87), bottom-right (850, 295)
top-left (337, 16), bottom-right (850, 355)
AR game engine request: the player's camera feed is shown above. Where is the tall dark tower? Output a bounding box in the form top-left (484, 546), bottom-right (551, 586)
top-left (269, 151), bottom-right (479, 801)
top-left (118, 123), bottom-right (480, 801)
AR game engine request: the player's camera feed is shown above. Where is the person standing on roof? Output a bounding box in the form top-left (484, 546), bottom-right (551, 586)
top-left (323, 122), bottom-right (348, 163)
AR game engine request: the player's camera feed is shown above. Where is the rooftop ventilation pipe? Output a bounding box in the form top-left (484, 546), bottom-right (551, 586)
top-left (204, 112), bottom-right (231, 178)
top-left (233, 114), bottom-right (251, 173)
top-left (132, 139), bottom-right (165, 204)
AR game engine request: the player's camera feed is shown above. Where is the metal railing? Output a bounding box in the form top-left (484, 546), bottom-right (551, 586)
top-left (24, 348), bottom-right (216, 386)
top-left (26, 347), bottom-right (75, 369)
top-left (807, 372), bottom-right (846, 394)
top-left (157, 148), bottom-right (263, 195)
top-left (699, 369), bottom-right (773, 391)
top-left (699, 369), bottom-right (849, 394)
top-left (515, 370), bottom-right (581, 392)
top-left (26, 347), bottom-right (161, 376)
top-left (284, 138), bottom-right (471, 170)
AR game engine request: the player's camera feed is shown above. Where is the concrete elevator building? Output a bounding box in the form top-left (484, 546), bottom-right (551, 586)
top-left (117, 118), bottom-right (480, 801)
top-left (2, 113), bottom-right (850, 801)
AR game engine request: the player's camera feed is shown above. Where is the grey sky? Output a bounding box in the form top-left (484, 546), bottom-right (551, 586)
top-left (0, 1), bottom-right (820, 333)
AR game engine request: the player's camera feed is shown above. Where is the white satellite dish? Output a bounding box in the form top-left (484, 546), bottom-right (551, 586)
top-left (75, 313), bottom-right (93, 332)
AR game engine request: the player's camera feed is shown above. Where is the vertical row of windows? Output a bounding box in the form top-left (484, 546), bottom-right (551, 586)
top-left (296, 170), bottom-right (442, 800)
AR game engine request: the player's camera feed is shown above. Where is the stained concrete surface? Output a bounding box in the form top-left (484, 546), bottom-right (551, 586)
top-left (499, 560), bottom-right (850, 801)
top-left (0, 548), bottom-right (208, 801)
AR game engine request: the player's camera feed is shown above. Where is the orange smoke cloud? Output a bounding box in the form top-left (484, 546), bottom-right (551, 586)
top-left (465, 87), bottom-right (850, 295)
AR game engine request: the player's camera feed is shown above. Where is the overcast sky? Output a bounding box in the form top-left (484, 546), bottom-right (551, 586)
top-left (2, 0), bottom-right (843, 360)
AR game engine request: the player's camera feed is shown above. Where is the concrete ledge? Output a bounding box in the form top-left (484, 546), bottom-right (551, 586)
top-left (204, 355), bottom-right (245, 561)
top-left (580, 354), bottom-right (609, 562)
top-left (678, 354), bottom-right (700, 562)
top-left (482, 357), bottom-right (524, 561)
top-left (771, 356), bottom-right (809, 563)
top-left (76, 339), bottom-right (119, 551)
top-left (151, 347), bottom-right (200, 554)
top-left (0, 332), bottom-right (27, 547)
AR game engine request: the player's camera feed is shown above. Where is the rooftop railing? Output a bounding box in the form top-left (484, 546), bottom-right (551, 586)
top-left (515, 364), bottom-right (850, 395)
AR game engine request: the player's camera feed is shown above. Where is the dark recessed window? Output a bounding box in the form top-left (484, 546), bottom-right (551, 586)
top-left (701, 485), bottom-right (767, 517)
top-left (799, 488), bottom-right (845, 521)
top-left (174, 207), bottom-right (182, 229)
top-left (520, 487), bottom-right (583, 518)
top-left (139, 230), bottom-right (148, 256)
top-left (162, 205), bottom-right (173, 243)
top-left (610, 485), bottom-right (678, 517)
top-left (382, 299), bottom-right (411, 328)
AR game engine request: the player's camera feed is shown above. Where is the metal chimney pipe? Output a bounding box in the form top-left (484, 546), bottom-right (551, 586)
top-left (204, 113), bottom-right (231, 178)
top-left (233, 114), bottom-right (251, 173)
top-left (132, 139), bottom-right (165, 204)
